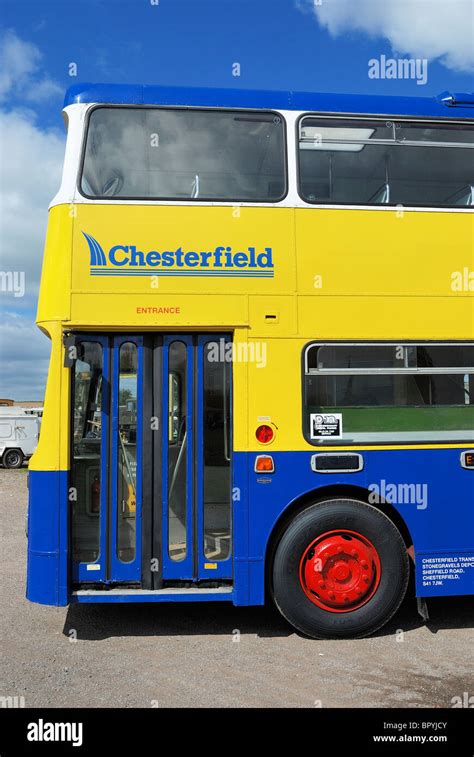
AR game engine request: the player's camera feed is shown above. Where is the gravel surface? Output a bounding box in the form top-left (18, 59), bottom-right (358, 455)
top-left (1, 468), bottom-right (472, 708)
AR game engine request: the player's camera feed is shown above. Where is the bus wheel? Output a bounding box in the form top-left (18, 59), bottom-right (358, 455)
top-left (3, 449), bottom-right (24, 469)
top-left (272, 499), bottom-right (409, 639)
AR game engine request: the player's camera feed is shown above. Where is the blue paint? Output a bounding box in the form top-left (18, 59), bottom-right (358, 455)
top-left (27, 447), bottom-right (474, 606)
top-left (71, 591), bottom-right (233, 604)
top-left (64, 83), bottom-right (474, 119)
top-left (26, 470), bottom-right (69, 606)
top-left (236, 448), bottom-right (474, 602)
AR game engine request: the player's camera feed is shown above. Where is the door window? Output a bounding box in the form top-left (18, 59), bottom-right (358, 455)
top-left (203, 343), bottom-right (231, 561)
top-left (116, 342), bottom-right (138, 563)
top-left (167, 341), bottom-right (188, 562)
top-left (71, 342), bottom-right (103, 564)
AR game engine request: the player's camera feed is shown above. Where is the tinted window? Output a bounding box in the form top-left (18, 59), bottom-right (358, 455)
top-left (304, 343), bottom-right (474, 443)
top-left (72, 342), bottom-right (103, 563)
top-left (298, 117), bottom-right (474, 207)
top-left (168, 341), bottom-right (188, 562)
top-left (203, 341), bottom-right (231, 561)
top-left (307, 344), bottom-right (474, 371)
top-left (116, 342), bottom-right (138, 564)
top-left (81, 107), bottom-right (286, 201)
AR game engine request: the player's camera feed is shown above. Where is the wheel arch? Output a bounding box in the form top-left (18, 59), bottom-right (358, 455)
top-left (264, 483), bottom-right (414, 599)
top-left (2, 446), bottom-right (23, 458)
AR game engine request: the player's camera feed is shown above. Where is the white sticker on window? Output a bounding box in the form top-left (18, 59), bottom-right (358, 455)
top-left (310, 413), bottom-right (343, 440)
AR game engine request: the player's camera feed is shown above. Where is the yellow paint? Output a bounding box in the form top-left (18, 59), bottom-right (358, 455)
top-left (298, 296), bottom-right (474, 340)
top-left (35, 203), bottom-right (474, 467)
top-left (29, 321), bottom-right (70, 471)
top-left (70, 293), bottom-right (248, 328)
top-left (36, 205), bottom-right (73, 324)
top-left (295, 207), bottom-right (474, 297)
top-left (70, 204), bottom-right (296, 297)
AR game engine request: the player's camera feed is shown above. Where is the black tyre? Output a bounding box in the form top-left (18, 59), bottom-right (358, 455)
top-left (3, 449), bottom-right (24, 469)
top-left (272, 498), bottom-right (409, 639)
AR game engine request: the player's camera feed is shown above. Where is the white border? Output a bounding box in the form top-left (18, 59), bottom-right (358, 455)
top-left (460, 450), bottom-right (474, 469)
top-left (50, 103), bottom-right (474, 214)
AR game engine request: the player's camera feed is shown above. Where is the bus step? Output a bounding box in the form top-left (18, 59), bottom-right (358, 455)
top-left (71, 586), bottom-right (234, 603)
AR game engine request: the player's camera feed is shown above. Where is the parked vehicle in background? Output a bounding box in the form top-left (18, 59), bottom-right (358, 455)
top-left (0, 408), bottom-right (40, 468)
top-left (23, 407), bottom-right (44, 421)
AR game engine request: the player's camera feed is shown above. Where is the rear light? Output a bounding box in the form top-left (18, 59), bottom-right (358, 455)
top-left (254, 455), bottom-right (275, 473)
top-left (255, 424), bottom-right (274, 444)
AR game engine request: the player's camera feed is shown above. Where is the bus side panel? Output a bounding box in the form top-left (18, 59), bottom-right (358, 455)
top-left (26, 470), bottom-right (69, 606)
top-left (243, 449), bottom-right (474, 606)
top-left (232, 451), bottom-right (252, 606)
top-left (26, 322), bottom-right (70, 607)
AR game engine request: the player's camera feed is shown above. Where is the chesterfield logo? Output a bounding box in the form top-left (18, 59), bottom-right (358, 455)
top-left (83, 232), bottom-right (274, 278)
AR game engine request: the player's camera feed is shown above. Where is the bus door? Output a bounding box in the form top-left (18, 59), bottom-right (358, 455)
top-left (159, 335), bottom-right (232, 583)
top-left (71, 335), bottom-right (143, 584)
top-left (70, 333), bottom-right (231, 587)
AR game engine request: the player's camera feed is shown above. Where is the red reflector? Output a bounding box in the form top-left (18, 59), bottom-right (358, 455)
top-left (256, 424), bottom-right (274, 444)
top-left (255, 455), bottom-right (275, 473)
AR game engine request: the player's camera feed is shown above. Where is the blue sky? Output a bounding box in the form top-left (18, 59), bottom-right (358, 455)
top-left (0, 0), bottom-right (473, 398)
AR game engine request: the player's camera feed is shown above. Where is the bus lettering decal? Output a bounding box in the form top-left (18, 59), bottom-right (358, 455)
top-left (83, 232), bottom-right (275, 278)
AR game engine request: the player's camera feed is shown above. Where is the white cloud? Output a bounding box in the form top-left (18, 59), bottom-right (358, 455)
top-left (0, 31), bottom-right (65, 399)
top-left (0, 311), bottom-right (51, 400)
top-left (0, 29), bottom-right (62, 103)
top-left (306, 0), bottom-right (474, 73)
top-left (0, 109), bottom-right (65, 298)
top-left (26, 77), bottom-right (64, 103)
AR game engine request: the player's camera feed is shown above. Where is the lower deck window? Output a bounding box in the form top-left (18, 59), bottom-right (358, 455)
top-left (304, 343), bottom-right (474, 443)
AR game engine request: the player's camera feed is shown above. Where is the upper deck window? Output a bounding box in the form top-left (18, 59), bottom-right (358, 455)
top-left (298, 117), bottom-right (474, 207)
top-left (80, 107), bottom-right (286, 202)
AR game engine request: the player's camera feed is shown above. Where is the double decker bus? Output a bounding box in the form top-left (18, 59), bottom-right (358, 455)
top-left (26, 84), bottom-right (474, 638)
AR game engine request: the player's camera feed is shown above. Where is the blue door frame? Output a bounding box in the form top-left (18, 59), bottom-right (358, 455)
top-left (109, 336), bottom-right (143, 582)
top-left (162, 335), bottom-right (233, 582)
top-left (195, 335), bottom-right (233, 580)
top-left (72, 333), bottom-right (232, 587)
top-left (161, 335), bottom-right (195, 579)
top-left (71, 335), bottom-right (110, 584)
top-left (71, 335), bottom-right (143, 584)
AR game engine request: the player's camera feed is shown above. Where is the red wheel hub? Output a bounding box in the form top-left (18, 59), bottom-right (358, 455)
top-left (299, 529), bottom-right (381, 613)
